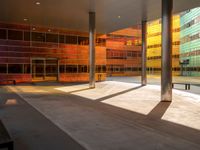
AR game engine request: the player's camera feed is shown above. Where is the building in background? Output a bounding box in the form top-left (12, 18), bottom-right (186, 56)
top-left (0, 22), bottom-right (148, 84)
top-left (180, 7), bottom-right (200, 76)
top-left (106, 14), bottom-right (182, 78)
top-left (106, 27), bottom-right (142, 76)
top-left (147, 15), bottom-right (181, 75)
top-left (1, 7), bottom-right (200, 84)
top-left (0, 22), bottom-right (107, 83)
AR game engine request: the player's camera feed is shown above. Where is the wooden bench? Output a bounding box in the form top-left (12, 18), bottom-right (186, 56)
top-left (0, 120), bottom-right (14, 150)
top-left (172, 83), bottom-right (190, 90)
top-left (0, 80), bottom-right (16, 85)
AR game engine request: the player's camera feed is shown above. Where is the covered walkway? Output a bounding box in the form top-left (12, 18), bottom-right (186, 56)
top-left (4, 80), bottom-right (200, 150)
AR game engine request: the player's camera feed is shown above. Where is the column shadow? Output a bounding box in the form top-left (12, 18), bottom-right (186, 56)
top-left (95, 85), bottom-right (143, 102)
top-left (148, 101), bottom-right (171, 119)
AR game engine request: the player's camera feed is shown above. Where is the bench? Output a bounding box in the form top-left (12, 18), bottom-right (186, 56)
top-left (0, 120), bottom-right (14, 150)
top-left (172, 83), bottom-right (190, 90)
top-left (0, 80), bottom-right (16, 85)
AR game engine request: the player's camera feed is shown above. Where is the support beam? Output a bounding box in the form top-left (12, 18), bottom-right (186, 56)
top-left (161, 0), bottom-right (173, 101)
top-left (43, 59), bottom-right (46, 80)
top-left (57, 59), bottom-right (60, 81)
top-left (89, 12), bottom-right (96, 88)
top-left (141, 20), bottom-right (147, 86)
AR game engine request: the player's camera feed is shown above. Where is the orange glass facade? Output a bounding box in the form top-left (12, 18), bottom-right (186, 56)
top-left (106, 27), bottom-right (142, 76)
top-left (1, 18), bottom-right (182, 83)
top-left (0, 22), bottom-right (107, 83)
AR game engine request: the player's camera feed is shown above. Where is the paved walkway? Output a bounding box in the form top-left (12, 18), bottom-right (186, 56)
top-left (107, 76), bottom-right (200, 94)
top-left (7, 81), bottom-right (200, 150)
top-left (0, 87), bottom-right (85, 150)
top-left (107, 75), bottom-right (200, 84)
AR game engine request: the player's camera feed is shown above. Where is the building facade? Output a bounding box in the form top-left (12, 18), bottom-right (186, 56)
top-left (0, 22), bottom-right (107, 83)
top-left (147, 15), bottom-right (181, 75)
top-left (106, 27), bottom-right (142, 76)
top-left (2, 8), bottom-right (200, 84)
top-left (180, 7), bottom-right (200, 76)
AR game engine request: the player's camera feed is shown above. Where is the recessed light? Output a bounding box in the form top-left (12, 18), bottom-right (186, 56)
top-left (36, 2), bottom-right (40, 5)
top-left (23, 18), bottom-right (28, 21)
top-left (32, 27), bottom-right (36, 31)
top-left (118, 16), bottom-right (121, 19)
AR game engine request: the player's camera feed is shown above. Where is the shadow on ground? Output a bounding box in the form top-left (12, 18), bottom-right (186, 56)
top-left (1, 82), bottom-right (200, 150)
top-left (0, 87), bottom-right (86, 150)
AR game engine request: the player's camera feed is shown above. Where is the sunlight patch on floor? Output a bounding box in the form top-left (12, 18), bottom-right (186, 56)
top-left (56, 81), bottom-right (141, 100)
top-left (9, 81), bottom-right (200, 131)
top-left (161, 90), bottom-right (200, 130)
top-left (5, 99), bottom-right (18, 105)
top-left (56, 81), bottom-right (200, 129)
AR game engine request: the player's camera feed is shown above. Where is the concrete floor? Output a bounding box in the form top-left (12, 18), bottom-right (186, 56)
top-left (108, 76), bottom-right (200, 94)
top-left (5, 77), bottom-right (200, 150)
top-left (0, 87), bottom-right (86, 150)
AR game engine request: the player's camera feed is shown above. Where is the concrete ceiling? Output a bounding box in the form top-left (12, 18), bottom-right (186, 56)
top-left (0, 0), bottom-right (200, 33)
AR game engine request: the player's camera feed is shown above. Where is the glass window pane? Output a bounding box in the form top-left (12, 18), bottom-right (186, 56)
top-left (0, 64), bottom-right (7, 73)
top-left (8, 30), bottom-right (23, 40)
top-left (96, 65), bottom-right (102, 73)
top-left (8, 64), bottom-right (23, 74)
top-left (32, 32), bottom-right (45, 42)
top-left (59, 65), bottom-right (65, 73)
top-left (102, 65), bottom-right (106, 72)
top-left (78, 65), bottom-right (87, 73)
top-left (0, 29), bottom-right (7, 39)
top-left (24, 32), bottom-right (30, 41)
top-left (78, 36), bottom-right (89, 45)
top-left (24, 64), bottom-right (30, 73)
top-left (46, 33), bottom-right (58, 43)
top-left (66, 65), bottom-right (77, 73)
top-left (96, 38), bottom-right (106, 46)
top-left (59, 35), bottom-right (65, 43)
top-left (66, 35), bottom-right (78, 44)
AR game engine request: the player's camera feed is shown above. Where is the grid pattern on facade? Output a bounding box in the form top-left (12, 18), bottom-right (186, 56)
top-left (146, 15), bottom-right (181, 75)
top-left (0, 22), bottom-right (107, 82)
top-left (180, 7), bottom-right (200, 76)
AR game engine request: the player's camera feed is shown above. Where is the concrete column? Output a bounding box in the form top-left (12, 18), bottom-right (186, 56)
top-left (57, 59), bottom-right (60, 81)
top-left (161, 0), bottom-right (173, 101)
top-left (89, 12), bottom-right (96, 88)
top-left (141, 20), bottom-right (147, 86)
top-left (43, 59), bottom-right (46, 80)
